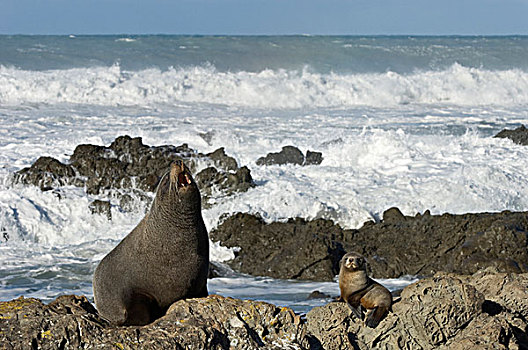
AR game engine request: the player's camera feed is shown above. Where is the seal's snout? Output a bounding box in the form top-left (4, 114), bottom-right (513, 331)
top-left (170, 160), bottom-right (193, 189)
top-left (344, 254), bottom-right (363, 270)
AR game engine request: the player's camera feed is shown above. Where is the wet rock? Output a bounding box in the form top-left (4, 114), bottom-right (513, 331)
top-left (88, 200), bottom-right (112, 220)
top-left (0, 294), bottom-right (306, 350)
top-left (15, 156), bottom-right (76, 189)
top-left (14, 136), bottom-right (254, 210)
top-left (211, 209), bottom-right (528, 281)
top-left (380, 206), bottom-right (406, 223)
top-left (256, 145), bottom-right (305, 166)
top-left (207, 261), bottom-right (235, 279)
top-left (307, 291), bottom-right (332, 300)
top-left (306, 272), bottom-right (528, 349)
top-left (305, 150), bottom-right (323, 165)
top-left (356, 209), bottom-right (528, 278)
top-left (195, 166), bottom-right (254, 204)
top-left (494, 125), bottom-right (528, 145)
top-left (207, 147), bottom-right (238, 172)
top-left (2, 272), bottom-right (526, 349)
top-left (256, 146), bottom-right (323, 166)
top-left (69, 135), bottom-right (197, 193)
top-left (210, 213), bottom-right (347, 281)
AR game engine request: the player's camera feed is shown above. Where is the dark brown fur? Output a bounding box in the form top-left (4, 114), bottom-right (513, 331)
top-left (93, 160), bottom-right (209, 326)
top-left (338, 252), bottom-right (392, 328)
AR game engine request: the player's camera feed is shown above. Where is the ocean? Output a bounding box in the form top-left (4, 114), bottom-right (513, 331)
top-left (1, 35), bottom-right (527, 313)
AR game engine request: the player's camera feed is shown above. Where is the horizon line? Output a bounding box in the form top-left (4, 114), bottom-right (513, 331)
top-left (2, 32), bottom-right (528, 37)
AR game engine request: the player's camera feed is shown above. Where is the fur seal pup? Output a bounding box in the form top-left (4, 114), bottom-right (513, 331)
top-left (338, 252), bottom-right (392, 328)
top-left (92, 160), bottom-right (209, 326)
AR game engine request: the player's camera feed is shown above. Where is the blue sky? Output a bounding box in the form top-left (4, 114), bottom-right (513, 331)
top-left (2, 0), bottom-right (528, 35)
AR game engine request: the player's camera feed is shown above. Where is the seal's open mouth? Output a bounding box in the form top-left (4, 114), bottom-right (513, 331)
top-left (169, 160), bottom-right (193, 189)
top-left (178, 172), bottom-right (192, 188)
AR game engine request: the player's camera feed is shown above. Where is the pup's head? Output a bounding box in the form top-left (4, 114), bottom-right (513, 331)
top-left (340, 252), bottom-right (367, 272)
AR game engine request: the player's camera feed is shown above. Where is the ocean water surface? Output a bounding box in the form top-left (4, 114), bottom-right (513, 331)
top-left (1, 35), bottom-right (527, 313)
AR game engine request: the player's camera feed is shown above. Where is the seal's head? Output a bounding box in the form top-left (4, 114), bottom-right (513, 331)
top-left (341, 252), bottom-right (366, 272)
top-left (155, 160), bottom-right (201, 208)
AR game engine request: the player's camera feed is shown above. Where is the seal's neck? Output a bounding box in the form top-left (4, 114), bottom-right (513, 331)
top-left (343, 269), bottom-right (371, 293)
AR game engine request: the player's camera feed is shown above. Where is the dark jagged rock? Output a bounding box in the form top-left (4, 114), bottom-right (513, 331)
top-left (355, 208), bottom-right (528, 278)
top-left (210, 213), bottom-right (347, 281)
top-left (195, 166), bottom-right (254, 205)
top-left (2, 272), bottom-right (526, 349)
top-left (88, 200), bottom-right (112, 220)
top-left (256, 146), bottom-right (305, 166)
top-left (15, 156), bottom-right (78, 190)
top-left (211, 208), bottom-right (528, 281)
top-left (494, 125), bottom-right (528, 145)
top-left (207, 147), bottom-right (238, 172)
top-left (256, 146), bottom-right (323, 166)
top-left (68, 135), bottom-right (197, 193)
top-left (307, 291), bottom-right (332, 300)
top-left (304, 151), bottom-right (323, 165)
top-left (380, 206), bottom-right (406, 223)
top-left (14, 136), bottom-right (254, 210)
top-left (0, 294), bottom-right (306, 350)
top-left (207, 261), bottom-right (236, 279)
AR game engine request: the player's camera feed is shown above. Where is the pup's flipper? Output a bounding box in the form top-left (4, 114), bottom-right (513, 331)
top-left (365, 306), bottom-right (388, 328)
top-left (346, 302), bottom-right (363, 320)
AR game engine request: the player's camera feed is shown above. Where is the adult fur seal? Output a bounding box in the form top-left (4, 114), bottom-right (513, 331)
top-left (338, 252), bottom-right (392, 328)
top-left (92, 160), bottom-right (209, 326)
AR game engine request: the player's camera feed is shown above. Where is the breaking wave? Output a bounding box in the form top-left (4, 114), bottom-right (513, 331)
top-left (1, 63), bottom-right (527, 108)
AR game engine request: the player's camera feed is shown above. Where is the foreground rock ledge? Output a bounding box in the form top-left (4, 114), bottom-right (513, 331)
top-left (1, 271), bottom-right (527, 349)
top-left (0, 294), bottom-right (305, 350)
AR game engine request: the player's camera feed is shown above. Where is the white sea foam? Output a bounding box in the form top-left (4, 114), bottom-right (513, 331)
top-left (1, 63), bottom-right (528, 108)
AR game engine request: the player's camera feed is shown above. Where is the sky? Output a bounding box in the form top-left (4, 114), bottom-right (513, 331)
top-left (1, 0), bottom-right (528, 36)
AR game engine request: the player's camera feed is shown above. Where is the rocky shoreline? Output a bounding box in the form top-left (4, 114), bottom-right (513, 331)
top-left (1, 270), bottom-right (527, 349)
top-left (3, 126), bottom-right (528, 348)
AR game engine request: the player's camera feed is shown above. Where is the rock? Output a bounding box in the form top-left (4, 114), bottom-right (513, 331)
top-left (0, 294), bottom-right (307, 350)
top-left (307, 291), bottom-right (332, 300)
top-left (207, 147), bottom-right (238, 172)
top-left (494, 125), bottom-right (528, 145)
top-left (381, 207), bottom-right (406, 223)
top-left (14, 136), bottom-right (254, 211)
top-left (15, 156), bottom-right (77, 190)
top-left (352, 210), bottom-right (528, 278)
top-left (208, 261), bottom-right (235, 279)
top-left (304, 151), bottom-right (323, 165)
top-left (69, 135), bottom-right (197, 193)
top-left (210, 213), bottom-right (347, 281)
top-left (88, 200), bottom-right (112, 220)
top-left (2, 272), bottom-right (526, 349)
top-left (256, 146), bottom-right (323, 166)
top-left (306, 272), bottom-right (528, 349)
top-left (211, 209), bottom-right (528, 281)
top-left (256, 146), bottom-right (305, 166)
top-left (195, 166), bottom-right (254, 206)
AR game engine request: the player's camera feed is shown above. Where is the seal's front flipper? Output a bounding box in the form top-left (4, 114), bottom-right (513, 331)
top-left (365, 306), bottom-right (387, 328)
top-left (196, 283), bottom-right (208, 298)
top-left (124, 292), bottom-right (161, 326)
top-left (346, 302), bottom-right (363, 320)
